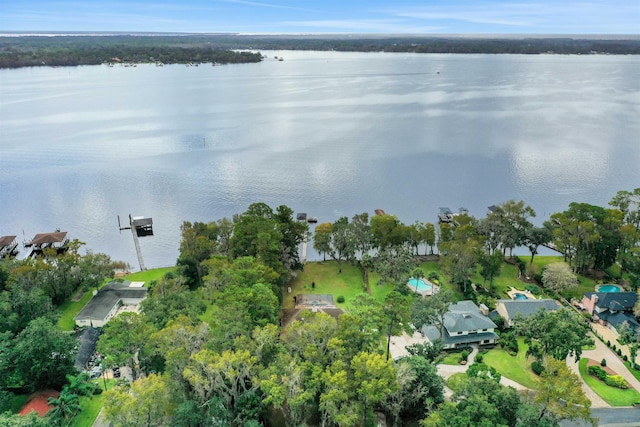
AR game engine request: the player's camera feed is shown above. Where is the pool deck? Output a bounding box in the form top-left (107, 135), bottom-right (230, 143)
top-left (506, 287), bottom-right (536, 300)
top-left (595, 284), bottom-right (622, 292)
top-left (408, 279), bottom-right (440, 297)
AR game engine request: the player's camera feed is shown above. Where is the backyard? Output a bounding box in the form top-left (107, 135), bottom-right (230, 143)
top-left (483, 337), bottom-right (541, 390)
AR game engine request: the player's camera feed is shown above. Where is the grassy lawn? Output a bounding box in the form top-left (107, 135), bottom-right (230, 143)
top-left (286, 261), bottom-right (393, 310)
top-left (624, 362), bottom-right (640, 383)
top-left (578, 359), bottom-right (640, 406)
top-left (124, 267), bottom-right (177, 283)
top-left (70, 379), bottom-right (116, 427)
top-left (440, 351), bottom-right (465, 366)
top-left (446, 373), bottom-right (468, 393)
top-left (483, 338), bottom-right (540, 390)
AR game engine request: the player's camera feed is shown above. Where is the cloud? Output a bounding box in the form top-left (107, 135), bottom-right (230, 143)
top-left (220, 0), bottom-right (316, 13)
top-left (282, 19), bottom-right (443, 33)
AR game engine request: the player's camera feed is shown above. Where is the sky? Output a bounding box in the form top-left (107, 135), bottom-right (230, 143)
top-left (0, 0), bottom-right (638, 35)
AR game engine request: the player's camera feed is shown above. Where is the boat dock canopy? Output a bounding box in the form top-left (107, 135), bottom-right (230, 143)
top-left (131, 217), bottom-right (153, 237)
top-left (297, 213), bottom-right (307, 221)
top-left (25, 231), bottom-right (67, 247)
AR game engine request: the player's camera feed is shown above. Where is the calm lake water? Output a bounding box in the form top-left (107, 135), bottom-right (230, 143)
top-left (1, 51), bottom-right (639, 269)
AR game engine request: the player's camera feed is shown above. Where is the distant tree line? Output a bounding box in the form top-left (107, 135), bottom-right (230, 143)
top-left (0, 35), bottom-right (263, 68)
top-left (1, 34), bottom-right (639, 68)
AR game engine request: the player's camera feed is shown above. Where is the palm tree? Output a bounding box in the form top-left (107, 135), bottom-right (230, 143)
top-left (47, 390), bottom-right (81, 426)
top-left (65, 372), bottom-right (95, 397)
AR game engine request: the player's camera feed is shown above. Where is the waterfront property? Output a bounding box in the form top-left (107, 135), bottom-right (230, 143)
top-left (0, 235), bottom-right (18, 258)
top-left (421, 300), bottom-right (499, 349)
top-left (496, 299), bottom-right (562, 327)
top-left (74, 280), bottom-right (147, 328)
top-left (582, 291), bottom-right (639, 335)
top-left (507, 287), bottom-right (535, 301)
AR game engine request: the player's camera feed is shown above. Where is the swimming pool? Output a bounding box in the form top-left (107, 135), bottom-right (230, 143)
top-left (514, 293), bottom-right (530, 300)
top-left (408, 278), bottom-right (432, 292)
top-left (598, 284), bottom-right (621, 292)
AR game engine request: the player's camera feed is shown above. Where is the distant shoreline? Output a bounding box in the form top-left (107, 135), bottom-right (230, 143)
top-left (1, 33), bottom-right (639, 69)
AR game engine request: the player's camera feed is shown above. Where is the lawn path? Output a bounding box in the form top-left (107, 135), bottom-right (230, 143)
top-left (437, 346), bottom-right (530, 392)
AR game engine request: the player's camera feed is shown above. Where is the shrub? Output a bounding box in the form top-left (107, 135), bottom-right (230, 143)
top-left (336, 296), bottom-right (345, 304)
top-left (582, 312), bottom-right (593, 322)
top-left (618, 349), bottom-right (623, 356)
top-left (613, 344), bottom-right (617, 351)
top-left (607, 340), bottom-right (611, 347)
top-left (475, 353), bottom-right (484, 364)
top-left (525, 284), bottom-right (541, 295)
top-left (601, 358), bottom-right (607, 367)
top-left (634, 363), bottom-right (640, 371)
top-left (605, 375), bottom-right (629, 389)
top-left (428, 272), bottom-right (440, 282)
top-left (624, 355), bottom-right (629, 361)
top-left (460, 350), bottom-right (470, 362)
top-left (531, 360), bottom-right (545, 375)
top-left (588, 365), bottom-right (607, 381)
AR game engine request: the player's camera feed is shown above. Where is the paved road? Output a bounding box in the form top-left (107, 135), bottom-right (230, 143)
top-left (561, 408), bottom-right (640, 427)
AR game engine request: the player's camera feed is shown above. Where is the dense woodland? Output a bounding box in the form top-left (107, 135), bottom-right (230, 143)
top-left (1, 34), bottom-right (639, 68)
top-left (0, 189), bottom-right (638, 426)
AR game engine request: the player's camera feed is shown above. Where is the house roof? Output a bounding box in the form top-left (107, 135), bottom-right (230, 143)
top-left (586, 292), bottom-right (638, 312)
top-left (444, 301), bottom-right (497, 333)
top-left (27, 231), bottom-right (67, 245)
top-left (295, 294), bottom-right (335, 308)
top-left (0, 236), bottom-right (16, 247)
top-left (606, 312), bottom-right (640, 330)
top-left (422, 325), bottom-right (499, 346)
top-left (74, 281), bottom-right (147, 323)
top-left (497, 299), bottom-right (561, 320)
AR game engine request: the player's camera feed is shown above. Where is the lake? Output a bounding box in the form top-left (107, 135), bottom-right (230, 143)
top-left (1, 51), bottom-right (639, 269)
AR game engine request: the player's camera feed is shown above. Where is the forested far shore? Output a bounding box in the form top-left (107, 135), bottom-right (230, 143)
top-left (1, 34), bottom-right (639, 68)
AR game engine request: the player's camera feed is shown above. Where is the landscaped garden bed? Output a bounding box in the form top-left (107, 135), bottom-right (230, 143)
top-left (579, 358), bottom-right (640, 406)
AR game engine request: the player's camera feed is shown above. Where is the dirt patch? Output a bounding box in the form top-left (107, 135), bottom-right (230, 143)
top-left (19, 390), bottom-right (60, 417)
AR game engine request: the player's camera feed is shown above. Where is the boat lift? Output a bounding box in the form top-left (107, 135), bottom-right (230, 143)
top-left (118, 215), bottom-right (153, 271)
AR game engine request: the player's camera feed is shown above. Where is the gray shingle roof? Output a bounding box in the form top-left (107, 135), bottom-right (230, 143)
top-left (589, 292), bottom-right (637, 312)
top-left (74, 281), bottom-right (147, 322)
top-left (498, 299), bottom-right (561, 320)
top-left (444, 301), bottom-right (497, 333)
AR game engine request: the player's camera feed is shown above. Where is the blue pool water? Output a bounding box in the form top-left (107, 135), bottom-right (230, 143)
top-left (599, 284), bottom-right (621, 292)
top-left (408, 278), bottom-right (432, 292)
top-left (514, 293), bottom-right (530, 300)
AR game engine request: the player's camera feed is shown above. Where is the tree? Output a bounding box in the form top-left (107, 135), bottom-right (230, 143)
top-left (103, 373), bottom-right (177, 427)
top-left (541, 262), bottom-right (578, 295)
top-left (424, 222), bottom-right (437, 255)
top-left (47, 390), bottom-right (82, 426)
top-left (440, 238), bottom-right (481, 292)
top-left (522, 357), bottom-right (595, 426)
top-left (11, 317), bottom-right (77, 391)
top-left (230, 202), bottom-right (286, 281)
top-left (97, 312), bottom-right (156, 380)
top-left (489, 200), bottom-right (536, 257)
top-left (330, 217), bottom-right (357, 273)
top-left (351, 351), bottom-right (398, 425)
top-left (516, 308), bottom-right (592, 362)
top-left (177, 221), bottom-right (221, 288)
top-left (411, 289), bottom-right (455, 339)
top-left (350, 212), bottom-right (374, 257)
top-left (141, 277), bottom-right (206, 329)
top-left (478, 251), bottom-right (503, 292)
top-left (383, 291), bottom-right (412, 361)
top-left (371, 214), bottom-right (406, 248)
top-left (274, 204), bottom-right (309, 273)
top-left (375, 245), bottom-right (416, 288)
top-left (522, 226), bottom-right (551, 266)
top-left (407, 221), bottom-right (427, 255)
top-left (183, 349), bottom-right (260, 425)
top-left (313, 222), bottom-right (333, 262)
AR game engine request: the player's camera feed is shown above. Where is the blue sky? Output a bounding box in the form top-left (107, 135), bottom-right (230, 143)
top-left (1, 0), bottom-right (638, 34)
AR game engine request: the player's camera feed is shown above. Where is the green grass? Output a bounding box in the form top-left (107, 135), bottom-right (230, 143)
top-left (446, 373), bottom-right (469, 393)
top-left (623, 361), bottom-right (640, 383)
top-left (286, 261), bottom-right (393, 310)
top-left (69, 379), bottom-right (116, 427)
top-left (440, 351), bottom-right (465, 366)
top-left (57, 278), bottom-right (111, 331)
top-left (578, 359), bottom-right (640, 406)
top-left (483, 338), bottom-right (540, 390)
top-left (124, 267), bottom-right (177, 283)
